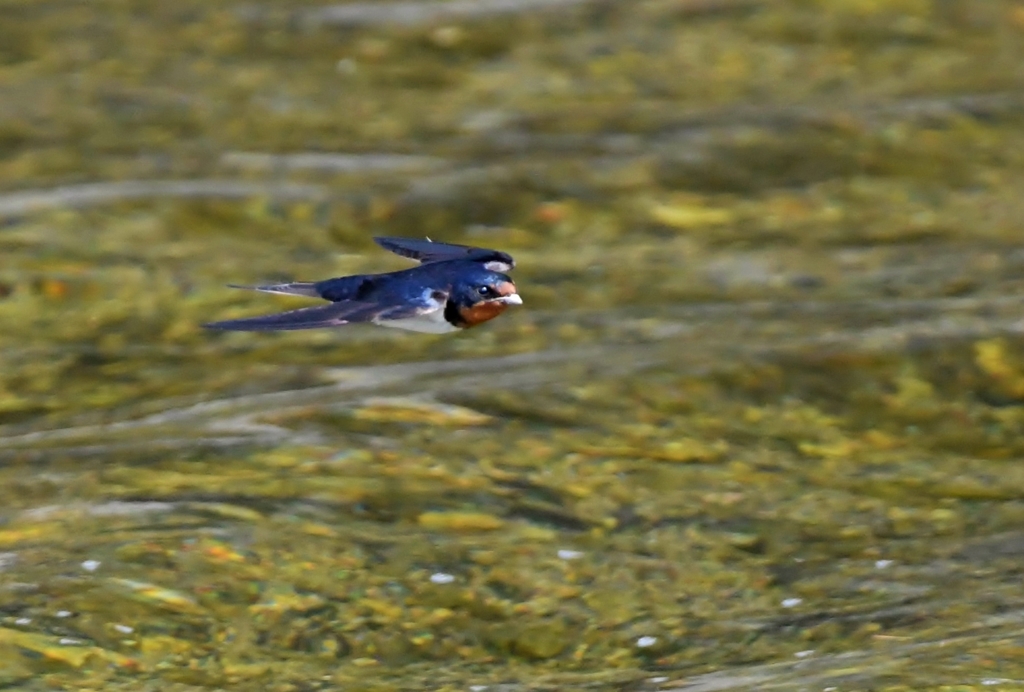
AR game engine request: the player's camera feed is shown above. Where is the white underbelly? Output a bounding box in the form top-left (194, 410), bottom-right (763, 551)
top-left (375, 309), bottom-right (457, 334)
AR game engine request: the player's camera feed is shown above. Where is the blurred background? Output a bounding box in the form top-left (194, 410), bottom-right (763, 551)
top-left (3, 0), bottom-right (1024, 688)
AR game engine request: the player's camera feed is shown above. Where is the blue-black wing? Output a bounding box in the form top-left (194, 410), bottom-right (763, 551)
top-left (203, 300), bottom-right (422, 332)
top-left (224, 275), bottom-right (376, 302)
top-left (374, 236), bottom-right (514, 272)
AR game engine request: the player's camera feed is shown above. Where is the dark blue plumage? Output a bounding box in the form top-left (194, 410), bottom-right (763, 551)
top-left (204, 237), bottom-right (522, 333)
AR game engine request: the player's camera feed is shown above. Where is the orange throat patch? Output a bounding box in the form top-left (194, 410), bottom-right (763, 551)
top-left (458, 300), bottom-right (510, 328)
top-left (457, 281), bottom-right (518, 328)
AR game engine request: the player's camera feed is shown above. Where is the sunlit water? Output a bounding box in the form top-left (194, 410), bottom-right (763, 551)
top-left (3, 1), bottom-right (1024, 689)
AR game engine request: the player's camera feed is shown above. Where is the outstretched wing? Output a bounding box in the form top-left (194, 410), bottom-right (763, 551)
top-left (226, 275), bottom-right (376, 303)
top-left (374, 236), bottom-right (514, 272)
top-left (226, 282), bottom-right (321, 298)
top-left (203, 301), bottom-right (380, 331)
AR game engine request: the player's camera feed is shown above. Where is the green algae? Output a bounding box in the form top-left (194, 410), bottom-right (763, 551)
top-left (3, 0), bottom-right (1024, 690)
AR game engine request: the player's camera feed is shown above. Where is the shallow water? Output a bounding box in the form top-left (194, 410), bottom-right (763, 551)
top-left (3, 0), bottom-right (1024, 689)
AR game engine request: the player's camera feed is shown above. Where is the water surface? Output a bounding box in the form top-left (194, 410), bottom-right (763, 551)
top-left (3, 0), bottom-right (1024, 689)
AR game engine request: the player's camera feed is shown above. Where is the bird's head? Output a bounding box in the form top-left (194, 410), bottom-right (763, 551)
top-left (446, 271), bottom-right (522, 328)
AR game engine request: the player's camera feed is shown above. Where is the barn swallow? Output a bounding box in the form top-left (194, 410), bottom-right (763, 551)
top-left (203, 237), bottom-right (522, 334)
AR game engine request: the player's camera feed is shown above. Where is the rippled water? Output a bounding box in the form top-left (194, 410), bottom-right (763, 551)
top-left (3, 0), bottom-right (1024, 689)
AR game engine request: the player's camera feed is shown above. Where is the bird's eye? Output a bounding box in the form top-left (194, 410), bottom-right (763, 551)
top-left (477, 285), bottom-right (494, 297)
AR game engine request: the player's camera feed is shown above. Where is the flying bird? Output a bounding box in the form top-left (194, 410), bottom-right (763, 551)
top-left (203, 237), bottom-right (522, 334)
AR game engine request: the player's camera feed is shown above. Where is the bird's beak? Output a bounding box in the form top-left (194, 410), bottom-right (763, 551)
top-left (493, 280), bottom-right (522, 305)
